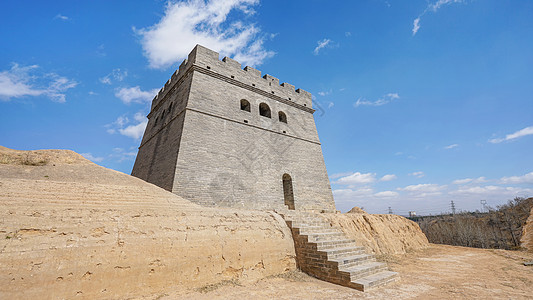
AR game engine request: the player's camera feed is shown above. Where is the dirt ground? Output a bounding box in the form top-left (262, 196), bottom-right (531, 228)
top-left (140, 244), bottom-right (533, 300)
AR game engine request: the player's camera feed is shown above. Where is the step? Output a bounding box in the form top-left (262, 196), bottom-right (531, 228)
top-left (333, 254), bottom-right (377, 269)
top-left (350, 271), bottom-right (398, 292)
top-left (319, 246), bottom-right (366, 259)
top-left (314, 239), bottom-right (358, 250)
top-left (340, 261), bottom-right (387, 278)
top-left (287, 221), bottom-right (332, 228)
top-left (305, 231), bottom-right (345, 242)
top-left (298, 227), bottom-right (340, 235)
top-left (284, 216), bottom-right (328, 222)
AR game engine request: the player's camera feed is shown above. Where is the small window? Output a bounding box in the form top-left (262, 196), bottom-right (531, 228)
top-left (278, 111), bottom-right (287, 123)
top-left (240, 99), bottom-right (251, 112)
top-left (259, 103), bottom-right (271, 118)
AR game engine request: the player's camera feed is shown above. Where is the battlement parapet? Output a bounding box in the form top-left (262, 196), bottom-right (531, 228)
top-left (151, 44), bottom-right (313, 112)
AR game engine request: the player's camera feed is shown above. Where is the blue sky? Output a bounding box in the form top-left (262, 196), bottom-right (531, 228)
top-left (1, 0), bottom-right (532, 214)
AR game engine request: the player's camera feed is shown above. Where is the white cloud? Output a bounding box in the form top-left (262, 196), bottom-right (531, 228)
top-left (453, 178), bottom-right (472, 185)
top-left (412, 18), bottom-right (421, 35)
top-left (115, 86), bottom-right (159, 104)
top-left (336, 172), bottom-right (377, 185)
top-left (81, 153), bottom-right (104, 163)
top-left (333, 188), bottom-right (374, 198)
top-left (0, 63), bottom-right (77, 102)
top-left (398, 183), bottom-right (446, 198)
top-left (136, 0), bottom-right (274, 69)
top-left (314, 39), bottom-right (333, 55)
top-left (107, 112), bottom-right (148, 140)
top-left (500, 172), bottom-right (533, 184)
top-left (452, 177), bottom-right (487, 185)
top-left (354, 93), bottom-right (399, 107)
top-left (119, 113), bottom-right (148, 140)
top-left (409, 171), bottom-right (425, 178)
top-left (375, 191), bottom-right (399, 197)
top-left (489, 126), bottom-right (533, 143)
top-left (109, 147), bottom-right (138, 162)
top-left (54, 14), bottom-right (69, 21)
top-left (450, 185), bottom-right (533, 197)
top-left (444, 143), bottom-right (458, 149)
top-left (380, 174), bottom-right (397, 181)
top-left (329, 172), bottom-right (353, 180)
top-left (327, 102), bottom-right (334, 109)
top-left (428, 0), bottom-right (463, 12)
top-left (412, 0), bottom-right (464, 36)
top-left (99, 68), bottom-right (128, 85)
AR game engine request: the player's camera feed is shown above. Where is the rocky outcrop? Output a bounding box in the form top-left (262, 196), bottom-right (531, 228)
top-left (520, 207), bottom-right (533, 252)
top-left (320, 210), bottom-right (429, 255)
top-left (0, 147), bottom-right (296, 299)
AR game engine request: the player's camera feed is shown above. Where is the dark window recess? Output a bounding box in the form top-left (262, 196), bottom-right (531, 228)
top-left (278, 111), bottom-right (287, 123)
top-left (244, 120), bottom-right (248, 123)
top-left (240, 99), bottom-right (251, 112)
top-left (231, 75), bottom-right (235, 79)
top-left (283, 130), bottom-right (286, 134)
top-left (252, 83), bottom-right (256, 87)
top-left (259, 103), bottom-right (271, 118)
top-left (206, 66), bottom-right (211, 69)
top-left (283, 174), bottom-right (295, 210)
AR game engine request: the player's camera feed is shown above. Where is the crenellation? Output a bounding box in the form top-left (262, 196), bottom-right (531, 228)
top-left (281, 82), bottom-right (295, 90)
top-left (243, 66), bottom-right (261, 77)
top-left (149, 44), bottom-right (313, 111)
top-left (263, 74), bottom-right (280, 86)
top-left (222, 56), bottom-right (242, 69)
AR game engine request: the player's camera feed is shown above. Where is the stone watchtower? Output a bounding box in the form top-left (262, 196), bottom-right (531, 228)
top-left (132, 45), bottom-right (335, 212)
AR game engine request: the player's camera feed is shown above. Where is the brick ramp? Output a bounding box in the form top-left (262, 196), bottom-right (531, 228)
top-left (279, 210), bottom-right (398, 291)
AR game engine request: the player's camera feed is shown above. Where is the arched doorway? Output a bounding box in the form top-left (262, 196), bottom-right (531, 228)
top-left (282, 173), bottom-right (295, 210)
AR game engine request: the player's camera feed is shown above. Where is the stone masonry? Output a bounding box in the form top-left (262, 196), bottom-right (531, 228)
top-left (131, 45), bottom-right (397, 291)
top-left (279, 210), bottom-right (398, 291)
top-left (132, 45), bottom-right (335, 212)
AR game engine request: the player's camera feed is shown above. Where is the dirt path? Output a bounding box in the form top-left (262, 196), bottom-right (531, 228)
top-left (143, 244), bottom-right (533, 299)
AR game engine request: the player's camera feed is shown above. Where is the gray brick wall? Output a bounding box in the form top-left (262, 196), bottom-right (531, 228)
top-left (132, 45), bottom-right (335, 212)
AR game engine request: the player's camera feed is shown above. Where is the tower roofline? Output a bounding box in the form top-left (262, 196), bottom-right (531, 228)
top-left (149, 44), bottom-right (314, 116)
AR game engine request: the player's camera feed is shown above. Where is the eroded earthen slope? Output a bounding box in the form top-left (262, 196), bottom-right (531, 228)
top-left (521, 207), bottom-right (533, 252)
top-left (0, 147), bottom-right (296, 299)
top-left (320, 208), bottom-right (429, 255)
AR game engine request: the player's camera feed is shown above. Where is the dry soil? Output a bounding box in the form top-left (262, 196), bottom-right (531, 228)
top-left (142, 244), bottom-right (533, 300)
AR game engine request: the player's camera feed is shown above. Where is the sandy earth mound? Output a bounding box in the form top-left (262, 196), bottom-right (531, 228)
top-left (0, 147), bottom-right (296, 299)
top-left (151, 244), bottom-right (533, 300)
top-left (320, 210), bottom-right (429, 255)
top-left (521, 207), bottom-right (533, 252)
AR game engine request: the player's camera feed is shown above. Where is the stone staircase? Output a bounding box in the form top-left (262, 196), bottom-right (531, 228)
top-left (278, 210), bottom-right (398, 291)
